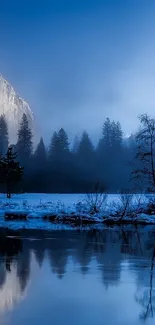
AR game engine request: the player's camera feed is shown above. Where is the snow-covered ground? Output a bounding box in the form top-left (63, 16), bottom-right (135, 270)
top-left (0, 193), bottom-right (154, 230)
top-left (0, 193), bottom-right (122, 212)
top-left (0, 193), bottom-right (85, 207)
top-left (0, 193), bottom-right (86, 217)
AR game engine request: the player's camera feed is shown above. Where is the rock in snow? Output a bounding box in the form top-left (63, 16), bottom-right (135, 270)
top-left (0, 74), bottom-right (34, 142)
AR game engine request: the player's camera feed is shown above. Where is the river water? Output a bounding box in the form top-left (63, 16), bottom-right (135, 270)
top-left (0, 226), bottom-right (155, 325)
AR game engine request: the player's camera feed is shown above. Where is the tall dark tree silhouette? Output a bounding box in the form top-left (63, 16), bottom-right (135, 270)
top-left (48, 129), bottom-right (72, 192)
top-left (49, 129), bottom-right (69, 161)
top-left (96, 118), bottom-right (124, 190)
top-left (102, 117), bottom-right (112, 149)
top-left (96, 117), bottom-right (113, 162)
top-left (0, 115), bottom-right (8, 155)
top-left (58, 128), bottom-right (69, 153)
top-left (99, 118), bottom-right (123, 153)
top-left (0, 147), bottom-right (23, 198)
top-left (49, 132), bottom-right (59, 161)
top-left (31, 137), bottom-right (47, 192)
top-left (76, 131), bottom-right (95, 190)
top-left (111, 121), bottom-right (123, 149)
top-left (16, 114), bottom-right (33, 165)
top-left (78, 131), bottom-right (94, 160)
top-left (34, 137), bottom-right (47, 168)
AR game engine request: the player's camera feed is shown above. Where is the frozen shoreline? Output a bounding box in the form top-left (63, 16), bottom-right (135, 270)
top-left (0, 193), bottom-right (154, 230)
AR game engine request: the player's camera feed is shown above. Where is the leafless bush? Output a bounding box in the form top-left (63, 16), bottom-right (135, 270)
top-left (113, 193), bottom-right (148, 219)
top-left (145, 194), bottom-right (155, 215)
top-left (133, 194), bottom-right (148, 214)
top-left (113, 193), bottom-right (134, 219)
top-left (85, 190), bottom-right (107, 214)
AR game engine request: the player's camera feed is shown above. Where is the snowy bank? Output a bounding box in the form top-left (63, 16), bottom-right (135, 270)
top-left (0, 193), bottom-right (154, 230)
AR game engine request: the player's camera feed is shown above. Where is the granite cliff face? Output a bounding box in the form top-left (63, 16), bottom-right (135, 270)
top-left (0, 74), bottom-right (34, 143)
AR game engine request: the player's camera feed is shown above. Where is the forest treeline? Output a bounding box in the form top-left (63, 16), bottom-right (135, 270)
top-left (0, 113), bottom-right (145, 193)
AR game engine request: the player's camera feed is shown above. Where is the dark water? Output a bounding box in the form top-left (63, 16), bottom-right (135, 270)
top-left (0, 227), bottom-right (155, 325)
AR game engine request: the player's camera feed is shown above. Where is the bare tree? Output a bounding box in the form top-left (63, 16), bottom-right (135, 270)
top-left (113, 192), bottom-right (133, 219)
top-left (133, 114), bottom-right (155, 192)
top-left (85, 183), bottom-right (107, 214)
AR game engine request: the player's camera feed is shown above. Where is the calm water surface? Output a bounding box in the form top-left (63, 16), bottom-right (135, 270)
top-left (0, 227), bottom-right (155, 325)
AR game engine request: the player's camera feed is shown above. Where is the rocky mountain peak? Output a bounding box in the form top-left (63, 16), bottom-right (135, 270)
top-left (0, 74), bottom-right (34, 143)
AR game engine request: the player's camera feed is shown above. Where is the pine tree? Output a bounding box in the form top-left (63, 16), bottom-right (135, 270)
top-left (78, 131), bottom-right (94, 160)
top-left (31, 137), bottom-right (47, 192)
top-left (0, 147), bottom-right (23, 198)
top-left (96, 118), bottom-right (124, 191)
top-left (34, 137), bottom-right (47, 168)
top-left (49, 129), bottom-right (69, 161)
top-left (16, 114), bottom-right (33, 164)
top-left (48, 132), bottom-right (59, 160)
top-left (98, 118), bottom-right (123, 153)
top-left (102, 117), bottom-right (112, 149)
top-left (57, 128), bottom-right (69, 154)
top-left (97, 117), bottom-right (112, 161)
top-left (116, 121), bottom-right (123, 144)
top-left (111, 121), bottom-right (123, 149)
top-left (75, 131), bottom-right (95, 190)
top-left (0, 115), bottom-right (9, 155)
top-left (48, 129), bottom-right (70, 192)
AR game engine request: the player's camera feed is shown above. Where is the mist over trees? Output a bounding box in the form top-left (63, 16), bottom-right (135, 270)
top-left (0, 112), bottom-right (152, 193)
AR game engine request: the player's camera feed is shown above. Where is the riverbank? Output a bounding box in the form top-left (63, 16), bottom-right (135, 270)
top-left (0, 193), bottom-right (154, 230)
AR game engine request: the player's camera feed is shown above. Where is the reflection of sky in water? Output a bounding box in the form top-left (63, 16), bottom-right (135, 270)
top-left (0, 266), bottom-right (25, 312)
top-left (0, 228), bottom-right (154, 325)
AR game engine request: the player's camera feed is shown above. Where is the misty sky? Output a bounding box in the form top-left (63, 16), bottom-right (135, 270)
top-left (0, 0), bottom-right (155, 143)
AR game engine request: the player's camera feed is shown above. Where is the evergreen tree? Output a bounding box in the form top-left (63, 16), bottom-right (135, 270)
top-left (111, 121), bottom-right (123, 149)
top-left (0, 147), bottom-right (23, 198)
top-left (16, 114), bottom-right (33, 164)
top-left (99, 118), bottom-right (123, 152)
top-left (97, 117), bottom-right (113, 161)
top-left (48, 129), bottom-right (71, 192)
top-left (0, 115), bottom-right (8, 155)
top-left (49, 129), bottom-right (69, 161)
top-left (57, 128), bottom-right (69, 154)
top-left (34, 137), bottom-right (47, 168)
top-left (116, 121), bottom-right (123, 144)
top-left (30, 138), bottom-right (47, 192)
top-left (96, 118), bottom-right (124, 191)
top-left (76, 131), bottom-right (95, 189)
top-left (48, 132), bottom-right (59, 161)
top-left (102, 117), bottom-right (112, 149)
top-left (78, 131), bottom-right (94, 160)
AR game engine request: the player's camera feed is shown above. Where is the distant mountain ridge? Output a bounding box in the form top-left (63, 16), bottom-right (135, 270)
top-left (0, 74), bottom-right (34, 143)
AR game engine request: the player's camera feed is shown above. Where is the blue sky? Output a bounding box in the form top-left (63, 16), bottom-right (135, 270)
top-left (0, 0), bottom-right (155, 142)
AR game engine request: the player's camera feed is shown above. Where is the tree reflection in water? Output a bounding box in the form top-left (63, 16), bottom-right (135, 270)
top-left (0, 230), bottom-right (26, 313)
top-left (0, 227), bottom-right (154, 321)
top-left (135, 247), bottom-right (155, 321)
top-left (0, 230), bottom-right (22, 275)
